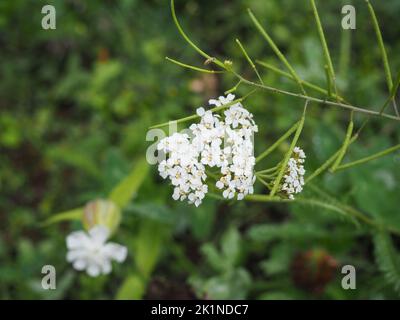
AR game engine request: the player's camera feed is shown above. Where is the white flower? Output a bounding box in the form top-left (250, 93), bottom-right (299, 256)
top-left (66, 225), bottom-right (127, 277)
top-left (156, 94), bottom-right (257, 205)
top-left (208, 93), bottom-right (236, 107)
top-left (281, 146), bottom-right (306, 199)
top-left (157, 132), bottom-right (208, 207)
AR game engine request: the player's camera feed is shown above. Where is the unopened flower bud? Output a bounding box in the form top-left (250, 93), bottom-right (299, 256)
top-left (82, 199), bottom-right (121, 234)
top-left (223, 60), bottom-right (233, 71)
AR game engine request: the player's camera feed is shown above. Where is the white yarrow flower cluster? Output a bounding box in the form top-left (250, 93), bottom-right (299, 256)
top-left (157, 94), bottom-right (257, 206)
top-left (157, 133), bottom-right (208, 207)
top-left (281, 146), bottom-right (306, 199)
top-left (66, 225), bottom-right (127, 277)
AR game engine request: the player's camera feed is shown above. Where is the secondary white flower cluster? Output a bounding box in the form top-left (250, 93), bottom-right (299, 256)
top-left (281, 146), bottom-right (306, 200)
top-left (157, 94), bottom-right (258, 206)
top-left (66, 225), bottom-right (127, 277)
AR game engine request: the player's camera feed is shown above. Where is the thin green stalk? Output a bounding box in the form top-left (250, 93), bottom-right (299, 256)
top-left (247, 9), bottom-right (306, 94)
top-left (366, 0), bottom-right (399, 116)
top-left (256, 60), bottom-right (347, 102)
top-left (257, 165), bottom-right (280, 174)
top-left (338, 8), bottom-right (351, 79)
top-left (225, 79), bottom-right (242, 94)
top-left (379, 70), bottom-right (400, 115)
top-left (336, 144), bottom-right (400, 171)
top-left (270, 102), bottom-right (308, 196)
top-left (256, 176), bottom-right (272, 190)
top-left (257, 173), bottom-right (276, 179)
top-left (310, 0), bottom-right (338, 99)
top-left (232, 72), bottom-right (400, 121)
top-left (245, 194), bottom-right (284, 202)
top-left (256, 121), bottom-right (299, 163)
top-left (149, 98), bottom-right (242, 129)
top-left (236, 39), bottom-right (264, 85)
top-left (166, 57), bottom-right (225, 74)
top-left (170, 0), bottom-right (225, 69)
top-left (150, 89), bottom-right (257, 129)
top-left (356, 70), bottom-right (400, 136)
top-left (330, 113), bottom-right (354, 172)
top-left (244, 194), bottom-right (400, 236)
top-left (305, 134), bottom-right (358, 183)
top-left (324, 65), bottom-right (332, 98)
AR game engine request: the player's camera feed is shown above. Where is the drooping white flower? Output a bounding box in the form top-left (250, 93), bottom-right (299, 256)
top-left (281, 146), bottom-right (306, 199)
top-left (66, 225), bottom-right (127, 277)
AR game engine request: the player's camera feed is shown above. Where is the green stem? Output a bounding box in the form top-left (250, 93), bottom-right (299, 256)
top-left (225, 79), bottom-right (242, 94)
top-left (257, 173), bottom-right (276, 179)
top-left (244, 194), bottom-right (400, 236)
top-left (256, 60), bottom-right (347, 103)
top-left (366, 0), bottom-right (399, 116)
top-left (170, 0), bottom-right (225, 69)
top-left (330, 113), bottom-right (354, 172)
top-left (245, 194), bottom-right (283, 202)
top-left (165, 57), bottom-right (225, 74)
top-left (149, 98), bottom-right (242, 129)
top-left (233, 72), bottom-right (400, 121)
top-left (305, 134), bottom-right (358, 183)
top-left (336, 144), bottom-right (400, 171)
top-left (256, 165), bottom-right (280, 174)
top-left (236, 38), bottom-right (264, 85)
top-left (310, 0), bottom-right (338, 99)
top-left (247, 9), bottom-right (306, 94)
top-left (356, 70), bottom-right (400, 136)
top-left (270, 102), bottom-right (307, 196)
top-left (339, 9), bottom-right (351, 79)
top-left (256, 121), bottom-right (299, 163)
top-left (256, 176), bottom-right (273, 190)
top-left (324, 65), bottom-right (333, 98)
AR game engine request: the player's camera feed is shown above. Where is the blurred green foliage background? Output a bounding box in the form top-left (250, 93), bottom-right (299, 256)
top-left (1, 0), bottom-right (400, 299)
